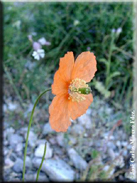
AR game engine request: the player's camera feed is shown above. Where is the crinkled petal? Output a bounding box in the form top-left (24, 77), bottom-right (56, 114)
top-left (52, 70), bottom-right (68, 95)
top-left (49, 94), bottom-right (71, 132)
top-left (68, 93), bottom-right (93, 120)
top-left (59, 52), bottom-right (74, 82)
top-left (71, 51), bottom-right (97, 82)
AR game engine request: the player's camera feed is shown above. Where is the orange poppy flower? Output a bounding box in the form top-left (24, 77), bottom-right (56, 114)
top-left (49, 51), bottom-right (97, 132)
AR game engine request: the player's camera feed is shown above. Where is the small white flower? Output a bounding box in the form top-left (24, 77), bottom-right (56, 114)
top-left (32, 49), bottom-right (45, 60)
top-left (28, 35), bottom-right (33, 42)
top-left (73, 20), bottom-right (80, 26)
top-left (116, 27), bottom-right (122, 34)
top-left (38, 37), bottom-right (47, 45)
top-left (112, 27), bottom-right (122, 35)
top-left (37, 49), bottom-right (45, 58)
top-left (38, 37), bottom-right (51, 46)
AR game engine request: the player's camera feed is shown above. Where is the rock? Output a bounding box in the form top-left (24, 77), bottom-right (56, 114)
top-left (116, 130), bottom-right (127, 140)
top-left (9, 152), bottom-right (16, 162)
top-left (121, 141), bottom-right (128, 147)
top-left (103, 132), bottom-right (109, 139)
top-left (103, 165), bottom-right (110, 172)
top-left (32, 158), bottom-right (75, 181)
top-left (20, 127), bottom-right (28, 134)
top-left (13, 158), bottom-right (23, 173)
top-left (25, 172), bottom-right (48, 181)
top-left (25, 156), bottom-right (32, 168)
top-left (56, 133), bottom-right (64, 147)
top-left (48, 137), bottom-right (56, 145)
top-left (90, 110), bottom-right (97, 117)
top-left (109, 135), bottom-right (115, 140)
top-left (116, 141), bottom-right (121, 147)
top-left (84, 133), bottom-right (88, 137)
top-left (68, 136), bottom-right (77, 145)
top-left (25, 131), bottom-right (37, 147)
top-left (107, 141), bottom-right (116, 150)
top-left (7, 102), bottom-right (18, 111)
top-left (86, 108), bottom-right (92, 115)
top-left (34, 143), bottom-right (53, 159)
top-left (15, 143), bottom-right (23, 152)
top-left (78, 114), bottom-right (92, 129)
top-left (123, 149), bottom-right (128, 157)
top-left (42, 123), bottom-right (54, 135)
top-left (4, 148), bottom-right (8, 156)
top-left (4, 121), bottom-right (11, 129)
top-left (53, 146), bottom-right (64, 156)
top-left (5, 158), bottom-right (14, 169)
top-left (9, 134), bottom-right (23, 148)
top-left (68, 148), bottom-right (87, 171)
top-left (37, 173), bottom-right (49, 181)
top-left (36, 139), bottom-right (45, 145)
top-left (71, 124), bottom-right (85, 135)
top-left (105, 107), bottom-right (113, 115)
top-left (108, 149), bottom-right (115, 160)
top-left (3, 104), bottom-right (7, 112)
top-left (127, 144), bottom-right (132, 150)
top-left (4, 140), bottom-right (8, 146)
top-left (5, 127), bottom-right (15, 139)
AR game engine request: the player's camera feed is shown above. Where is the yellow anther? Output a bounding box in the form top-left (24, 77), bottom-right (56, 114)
top-left (68, 78), bottom-right (91, 102)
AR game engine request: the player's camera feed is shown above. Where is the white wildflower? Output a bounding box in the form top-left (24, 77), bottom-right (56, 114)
top-left (116, 27), bottom-right (122, 34)
top-left (38, 37), bottom-right (51, 46)
top-left (32, 49), bottom-right (45, 60)
top-left (73, 20), bottom-right (80, 26)
top-left (112, 27), bottom-right (122, 35)
top-left (28, 35), bottom-right (33, 42)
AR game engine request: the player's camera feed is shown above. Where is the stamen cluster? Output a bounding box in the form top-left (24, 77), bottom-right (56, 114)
top-left (68, 78), bottom-right (90, 102)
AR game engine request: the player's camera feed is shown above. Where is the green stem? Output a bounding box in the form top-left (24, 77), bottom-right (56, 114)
top-left (105, 34), bottom-right (115, 89)
top-left (22, 88), bottom-right (51, 181)
top-left (36, 142), bottom-right (47, 181)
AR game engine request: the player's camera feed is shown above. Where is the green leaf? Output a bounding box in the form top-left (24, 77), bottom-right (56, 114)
top-left (109, 71), bottom-right (121, 80)
top-left (99, 58), bottom-right (108, 67)
top-left (94, 81), bottom-right (111, 99)
top-left (91, 149), bottom-right (99, 159)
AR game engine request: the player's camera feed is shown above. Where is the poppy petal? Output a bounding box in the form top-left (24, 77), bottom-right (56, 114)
top-left (59, 52), bottom-right (74, 82)
top-left (49, 94), bottom-right (71, 132)
top-left (71, 51), bottom-right (97, 82)
top-left (68, 93), bottom-right (93, 120)
top-left (52, 70), bottom-right (68, 95)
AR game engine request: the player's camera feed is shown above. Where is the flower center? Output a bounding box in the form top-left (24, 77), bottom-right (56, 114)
top-left (68, 78), bottom-right (91, 102)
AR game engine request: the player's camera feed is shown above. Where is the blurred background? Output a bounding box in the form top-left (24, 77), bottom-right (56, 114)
top-left (3, 2), bottom-right (134, 181)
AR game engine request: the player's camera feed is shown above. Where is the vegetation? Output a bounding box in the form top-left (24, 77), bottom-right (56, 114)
top-left (3, 3), bottom-right (134, 181)
top-left (4, 2), bottom-right (133, 125)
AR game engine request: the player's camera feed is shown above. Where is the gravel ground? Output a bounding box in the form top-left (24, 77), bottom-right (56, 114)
top-left (3, 96), bottom-right (133, 181)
